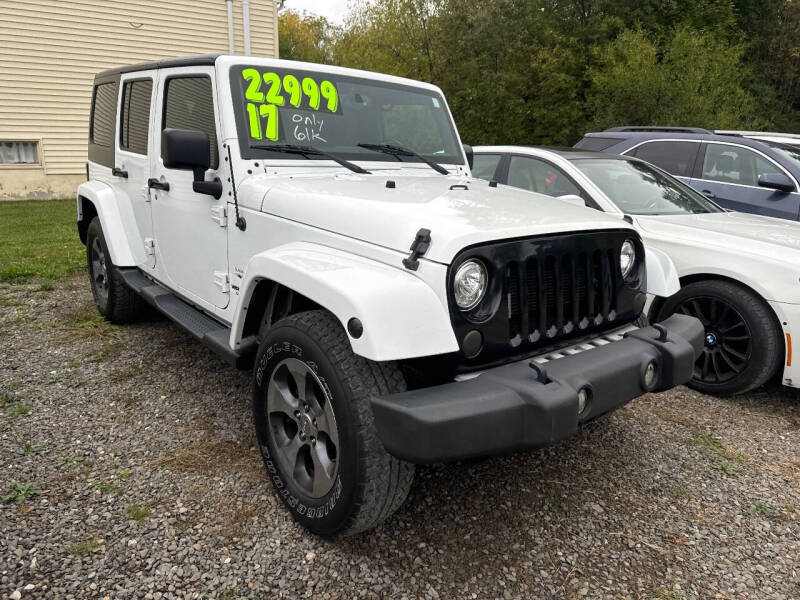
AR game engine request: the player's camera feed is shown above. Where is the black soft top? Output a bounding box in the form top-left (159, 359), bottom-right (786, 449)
top-left (94, 54), bottom-right (221, 82)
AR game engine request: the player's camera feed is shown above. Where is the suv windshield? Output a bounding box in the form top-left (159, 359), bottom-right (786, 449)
top-left (572, 158), bottom-right (722, 215)
top-left (229, 64), bottom-right (463, 166)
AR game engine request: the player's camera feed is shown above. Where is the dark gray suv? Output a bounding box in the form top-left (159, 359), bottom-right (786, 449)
top-left (575, 127), bottom-right (800, 222)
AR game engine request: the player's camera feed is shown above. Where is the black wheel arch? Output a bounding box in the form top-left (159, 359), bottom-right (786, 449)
top-left (77, 196), bottom-right (98, 246)
top-left (241, 279), bottom-right (323, 342)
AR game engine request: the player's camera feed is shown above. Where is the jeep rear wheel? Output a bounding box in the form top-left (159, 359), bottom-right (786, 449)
top-left (252, 309), bottom-right (414, 537)
top-left (86, 217), bottom-right (142, 324)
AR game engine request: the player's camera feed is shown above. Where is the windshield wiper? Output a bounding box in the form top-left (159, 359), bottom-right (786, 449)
top-left (250, 143), bottom-right (370, 175)
top-left (357, 143), bottom-right (450, 175)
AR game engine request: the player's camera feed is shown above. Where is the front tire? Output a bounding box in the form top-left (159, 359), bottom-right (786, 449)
top-left (86, 217), bottom-right (142, 324)
top-left (656, 280), bottom-right (783, 396)
top-left (253, 310), bottom-right (414, 536)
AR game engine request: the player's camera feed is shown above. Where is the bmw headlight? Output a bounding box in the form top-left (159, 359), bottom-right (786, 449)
top-left (620, 239), bottom-right (636, 280)
top-left (454, 260), bottom-right (487, 310)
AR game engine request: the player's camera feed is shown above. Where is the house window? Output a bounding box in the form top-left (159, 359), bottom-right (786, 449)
top-left (0, 141), bottom-right (39, 164)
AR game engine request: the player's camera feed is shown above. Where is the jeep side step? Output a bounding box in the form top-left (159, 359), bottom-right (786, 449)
top-left (119, 268), bottom-right (256, 369)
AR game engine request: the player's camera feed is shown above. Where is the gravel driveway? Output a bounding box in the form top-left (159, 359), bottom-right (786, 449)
top-left (1, 275), bottom-right (798, 600)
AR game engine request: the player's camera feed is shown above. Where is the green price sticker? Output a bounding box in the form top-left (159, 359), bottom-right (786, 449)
top-left (242, 69), bottom-right (339, 141)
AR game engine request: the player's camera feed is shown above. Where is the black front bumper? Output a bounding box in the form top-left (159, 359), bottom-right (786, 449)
top-left (371, 314), bottom-right (704, 464)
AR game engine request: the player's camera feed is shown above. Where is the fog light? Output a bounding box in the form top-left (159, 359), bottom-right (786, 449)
top-left (577, 387), bottom-right (589, 414)
top-left (643, 361), bottom-right (658, 390)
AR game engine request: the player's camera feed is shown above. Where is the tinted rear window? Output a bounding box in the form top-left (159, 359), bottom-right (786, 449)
top-left (120, 79), bottom-right (152, 155)
top-left (574, 136), bottom-right (623, 151)
top-left (90, 82), bottom-right (118, 147)
top-left (631, 141), bottom-right (699, 177)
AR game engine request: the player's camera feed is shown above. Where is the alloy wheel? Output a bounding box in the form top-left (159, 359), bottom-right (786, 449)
top-left (266, 358), bottom-right (339, 498)
top-left (677, 296), bottom-right (752, 384)
top-left (90, 237), bottom-right (109, 304)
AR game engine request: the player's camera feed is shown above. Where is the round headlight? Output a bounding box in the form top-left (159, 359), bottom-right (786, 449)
top-left (454, 260), bottom-right (488, 310)
top-left (620, 239), bottom-right (636, 280)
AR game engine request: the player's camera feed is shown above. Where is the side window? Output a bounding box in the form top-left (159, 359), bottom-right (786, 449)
top-left (701, 144), bottom-right (782, 187)
top-left (631, 141), bottom-right (698, 177)
top-left (507, 156), bottom-right (583, 199)
top-left (471, 154), bottom-right (501, 180)
top-left (120, 79), bottom-right (153, 155)
top-left (90, 82), bottom-right (118, 147)
top-left (163, 76), bottom-right (218, 168)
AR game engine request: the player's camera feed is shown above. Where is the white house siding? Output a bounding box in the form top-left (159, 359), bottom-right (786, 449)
top-left (0, 0), bottom-right (278, 200)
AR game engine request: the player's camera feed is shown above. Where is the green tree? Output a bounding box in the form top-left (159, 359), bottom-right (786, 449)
top-left (278, 10), bottom-right (338, 63)
top-left (587, 26), bottom-right (761, 130)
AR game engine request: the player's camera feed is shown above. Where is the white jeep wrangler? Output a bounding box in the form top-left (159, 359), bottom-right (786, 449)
top-left (77, 54), bottom-right (703, 536)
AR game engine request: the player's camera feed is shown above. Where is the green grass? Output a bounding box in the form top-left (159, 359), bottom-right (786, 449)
top-left (98, 481), bottom-right (122, 495)
top-left (66, 538), bottom-right (100, 556)
top-left (125, 503), bottom-right (152, 523)
top-left (693, 433), bottom-right (746, 477)
top-left (2, 482), bottom-right (42, 504)
top-left (748, 502), bottom-right (777, 517)
top-left (0, 199), bottom-right (85, 281)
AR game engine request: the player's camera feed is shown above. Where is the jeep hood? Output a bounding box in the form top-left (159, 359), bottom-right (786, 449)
top-left (242, 171), bottom-right (633, 264)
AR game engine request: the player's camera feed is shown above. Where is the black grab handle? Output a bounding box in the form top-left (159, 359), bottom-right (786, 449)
top-left (112, 167), bottom-right (128, 178)
top-left (147, 178), bottom-right (170, 192)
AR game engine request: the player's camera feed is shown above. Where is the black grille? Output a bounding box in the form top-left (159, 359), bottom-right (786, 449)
top-left (448, 230), bottom-right (646, 368)
top-left (506, 249), bottom-right (618, 347)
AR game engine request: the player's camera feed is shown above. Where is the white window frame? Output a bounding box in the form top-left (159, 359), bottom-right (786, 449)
top-left (0, 139), bottom-right (44, 170)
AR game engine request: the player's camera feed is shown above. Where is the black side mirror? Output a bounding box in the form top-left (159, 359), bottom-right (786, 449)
top-left (463, 144), bottom-right (474, 170)
top-left (161, 128), bottom-right (222, 199)
top-left (758, 172), bottom-right (794, 194)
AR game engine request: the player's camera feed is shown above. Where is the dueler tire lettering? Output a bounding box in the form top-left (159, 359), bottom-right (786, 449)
top-left (252, 309), bottom-right (414, 537)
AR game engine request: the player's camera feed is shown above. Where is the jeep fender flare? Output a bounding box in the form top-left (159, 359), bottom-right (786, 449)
top-left (643, 245), bottom-right (680, 298)
top-left (231, 242), bottom-right (459, 362)
top-left (77, 180), bottom-right (138, 266)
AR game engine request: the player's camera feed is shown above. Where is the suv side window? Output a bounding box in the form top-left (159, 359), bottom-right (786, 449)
top-left (90, 82), bottom-right (118, 147)
top-left (631, 141), bottom-right (698, 177)
top-left (119, 79), bottom-right (153, 155)
top-left (507, 155), bottom-right (583, 199)
top-left (471, 154), bottom-right (502, 180)
top-left (701, 143), bottom-right (782, 187)
top-left (163, 76), bottom-right (218, 168)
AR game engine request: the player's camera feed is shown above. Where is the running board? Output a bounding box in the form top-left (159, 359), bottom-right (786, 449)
top-left (119, 268), bottom-right (256, 369)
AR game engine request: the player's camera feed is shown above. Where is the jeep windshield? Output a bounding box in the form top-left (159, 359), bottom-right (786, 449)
top-left (229, 65), bottom-right (464, 167)
top-left (572, 158), bottom-right (723, 215)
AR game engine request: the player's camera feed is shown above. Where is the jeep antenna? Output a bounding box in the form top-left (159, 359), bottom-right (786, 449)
top-left (226, 145), bottom-right (246, 231)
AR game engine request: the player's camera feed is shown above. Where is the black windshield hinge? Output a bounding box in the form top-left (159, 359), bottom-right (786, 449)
top-left (402, 228), bottom-right (431, 271)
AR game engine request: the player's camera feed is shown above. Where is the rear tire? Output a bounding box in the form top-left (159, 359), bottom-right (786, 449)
top-left (656, 280), bottom-right (783, 396)
top-left (86, 217), bottom-right (142, 324)
top-left (252, 309), bottom-right (414, 536)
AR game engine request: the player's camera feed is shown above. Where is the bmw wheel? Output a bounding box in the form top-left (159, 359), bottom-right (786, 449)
top-left (656, 280), bottom-right (783, 396)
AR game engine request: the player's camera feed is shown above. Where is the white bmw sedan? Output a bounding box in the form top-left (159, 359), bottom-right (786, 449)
top-left (473, 145), bottom-right (800, 396)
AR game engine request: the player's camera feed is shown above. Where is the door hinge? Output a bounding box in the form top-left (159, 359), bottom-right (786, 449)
top-left (213, 271), bottom-right (230, 294)
top-left (144, 238), bottom-right (155, 255)
top-left (211, 205), bottom-right (227, 227)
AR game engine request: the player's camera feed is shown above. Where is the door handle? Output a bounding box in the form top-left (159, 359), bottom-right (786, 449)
top-left (148, 178), bottom-right (170, 192)
top-left (701, 189), bottom-right (715, 198)
top-left (112, 167), bottom-right (128, 178)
